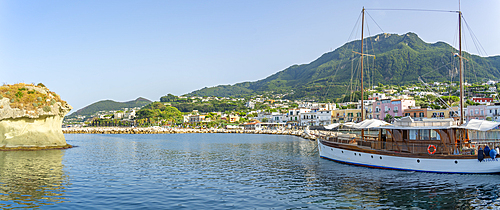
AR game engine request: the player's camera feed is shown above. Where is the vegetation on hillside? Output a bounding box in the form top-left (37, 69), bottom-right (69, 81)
top-left (68, 97), bottom-right (151, 118)
top-left (135, 102), bottom-right (183, 126)
top-left (161, 94), bottom-right (250, 113)
top-left (0, 83), bottom-right (66, 113)
top-left (187, 33), bottom-right (500, 101)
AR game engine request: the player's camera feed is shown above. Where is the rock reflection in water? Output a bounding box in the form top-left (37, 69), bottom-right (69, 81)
top-left (0, 150), bottom-right (68, 208)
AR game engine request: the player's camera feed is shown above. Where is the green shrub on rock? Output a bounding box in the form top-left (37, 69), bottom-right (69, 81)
top-left (43, 106), bottom-right (51, 112)
top-left (15, 91), bottom-right (23, 98)
top-left (33, 103), bottom-right (38, 107)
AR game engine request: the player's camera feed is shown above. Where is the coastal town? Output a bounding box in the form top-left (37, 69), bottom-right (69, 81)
top-left (63, 80), bottom-right (500, 131)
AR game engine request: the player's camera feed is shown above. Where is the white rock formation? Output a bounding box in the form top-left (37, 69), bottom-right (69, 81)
top-left (0, 89), bottom-right (72, 148)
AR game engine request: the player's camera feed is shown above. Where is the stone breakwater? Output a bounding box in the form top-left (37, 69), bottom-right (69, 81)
top-left (63, 127), bottom-right (319, 140)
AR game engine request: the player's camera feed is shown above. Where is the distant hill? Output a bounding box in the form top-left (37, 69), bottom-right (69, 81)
top-left (188, 32), bottom-right (500, 101)
top-left (67, 97), bottom-right (152, 118)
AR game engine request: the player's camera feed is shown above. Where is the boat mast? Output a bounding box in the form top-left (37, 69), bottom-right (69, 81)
top-left (458, 10), bottom-right (464, 125)
top-left (360, 7), bottom-right (365, 121)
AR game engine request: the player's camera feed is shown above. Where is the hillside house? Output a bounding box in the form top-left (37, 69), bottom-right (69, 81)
top-left (372, 99), bottom-right (415, 120)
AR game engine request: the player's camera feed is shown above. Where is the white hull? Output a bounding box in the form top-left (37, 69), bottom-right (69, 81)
top-left (318, 140), bottom-right (500, 174)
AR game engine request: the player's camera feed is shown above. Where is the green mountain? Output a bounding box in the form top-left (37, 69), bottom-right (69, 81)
top-left (67, 97), bottom-right (152, 118)
top-left (188, 33), bottom-right (500, 101)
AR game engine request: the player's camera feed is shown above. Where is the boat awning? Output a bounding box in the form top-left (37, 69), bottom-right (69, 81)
top-left (324, 123), bottom-right (341, 130)
top-left (377, 125), bottom-right (455, 130)
top-left (459, 119), bottom-right (500, 131)
top-left (344, 119), bottom-right (391, 129)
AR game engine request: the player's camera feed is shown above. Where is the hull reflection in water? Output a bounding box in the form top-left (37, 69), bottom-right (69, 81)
top-left (0, 150), bottom-right (68, 208)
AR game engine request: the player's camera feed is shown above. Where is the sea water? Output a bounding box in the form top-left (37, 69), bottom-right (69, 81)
top-left (0, 133), bottom-right (499, 209)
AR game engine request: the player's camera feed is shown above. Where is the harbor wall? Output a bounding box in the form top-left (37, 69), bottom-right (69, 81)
top-left (63, 127), bottom-right (319, 140)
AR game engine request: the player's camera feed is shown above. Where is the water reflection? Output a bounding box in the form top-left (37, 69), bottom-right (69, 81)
top-left (0, 150), bottom-right (68, 208)
top-left (49, 134), bottom-right (500, 209)
top-left (312, 161), bottom-right (500, 209)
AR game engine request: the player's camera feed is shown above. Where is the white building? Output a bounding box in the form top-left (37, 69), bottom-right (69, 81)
top-left (113, 112), bottom-right (124, 119)
top-left (299, 110), bottom-right (316, 126)
top-left (486, 105), bottom-right (500, 122)
top-left (268, 113), bottom-right (286, 123)
top-left (245, 101), bottom-right (255, 109)
top-left (124, 110), bottom-right (136, 120)
top-left (316, 109), bottom-right (332, 125)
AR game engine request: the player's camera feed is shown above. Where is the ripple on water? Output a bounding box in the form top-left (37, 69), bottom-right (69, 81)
top-left (1, 133), bottom-right (500, 209)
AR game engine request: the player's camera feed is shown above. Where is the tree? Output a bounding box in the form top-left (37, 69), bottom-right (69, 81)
top-left (384, 114), bottom-right (394, 123)
top-left (136, 109), bottom-right (154, 119)
top-left (425, 94), bottom-right (437, 103)
top-left (440, 96), bottom-right (459, 106)
top-left (160, 94), bottom-right (178, 102)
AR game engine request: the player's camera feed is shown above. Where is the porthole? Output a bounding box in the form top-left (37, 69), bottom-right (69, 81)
top-left (417, 159), bottom-right (420, 163)
top-left (380, 156), bottom-right (382, 159)
top-left (371, 155), bottom-right (373, 158)
top-left (359, 153), bottom-right (361, 156)
top-left (455, 160), bottom-right (458, 164)
top-left (354, 153), bottom-right (356, 156)
top-left (341, 151), bottom-right (344, 153)
top-left (331, 148), bottom-right (333, 151)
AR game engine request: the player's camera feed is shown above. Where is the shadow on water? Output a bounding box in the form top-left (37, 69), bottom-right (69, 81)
top-left (0, 150), bottom-right (69, 209)
top-left (313, 159), bottom-right (500, 209)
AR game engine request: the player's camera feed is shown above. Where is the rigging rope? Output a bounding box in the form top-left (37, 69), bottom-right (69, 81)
top-left (365, 11), bottom-right (384, 33)
top-left (418, 76), bottom-right (459, 116)
top-left (366, 8), bottom-right (458, 13)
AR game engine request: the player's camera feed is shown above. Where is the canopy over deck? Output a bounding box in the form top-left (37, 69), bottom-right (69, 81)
top-left (459, 119), bottom-right (500, 131)
top-left (324, 123), bottom-right (341, 130)
top-left (344, 119), bottom-right (391, 129)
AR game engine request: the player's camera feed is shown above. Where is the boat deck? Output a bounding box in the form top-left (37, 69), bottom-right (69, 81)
top-left (318, 135), bottom-right (480, 159)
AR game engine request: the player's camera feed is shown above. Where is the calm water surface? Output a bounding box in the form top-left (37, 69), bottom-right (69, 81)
top-left (1, 133), bottom-right (500, 209)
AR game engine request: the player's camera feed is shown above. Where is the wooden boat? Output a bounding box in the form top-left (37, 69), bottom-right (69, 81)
top-left (318, 8), bottom-right (500, 173)
top-left (318, 118), bottom-right (500, 173)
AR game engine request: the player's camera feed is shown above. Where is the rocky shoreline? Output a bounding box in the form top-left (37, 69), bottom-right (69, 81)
top-left (63, 127), bottom-right (319, 140)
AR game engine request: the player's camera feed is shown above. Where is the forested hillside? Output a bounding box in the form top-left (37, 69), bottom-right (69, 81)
top-left (188, 32), bottom-right (500, 101)
top-left (68, 97), bottom-right (152, 117)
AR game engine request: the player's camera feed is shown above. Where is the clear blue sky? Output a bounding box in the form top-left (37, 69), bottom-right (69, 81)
top-left (1, 0), bottom-right (499, 112)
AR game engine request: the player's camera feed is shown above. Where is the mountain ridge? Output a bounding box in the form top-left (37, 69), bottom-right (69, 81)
top-left (187, 32), bottom-right (500, 100)
top-left (67, 97), bottom-right (152, 118)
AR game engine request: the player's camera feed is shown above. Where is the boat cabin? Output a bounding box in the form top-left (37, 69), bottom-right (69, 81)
top-left (374, 117), bottom-right (464, 155)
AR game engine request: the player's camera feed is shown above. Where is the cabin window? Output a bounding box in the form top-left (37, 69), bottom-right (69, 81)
top-left (430, 130), bottom-right (440, 140)
top-left (420, 129), bottom-right (430, 140)
top-left (409, 130), bottom-right (417, 140)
